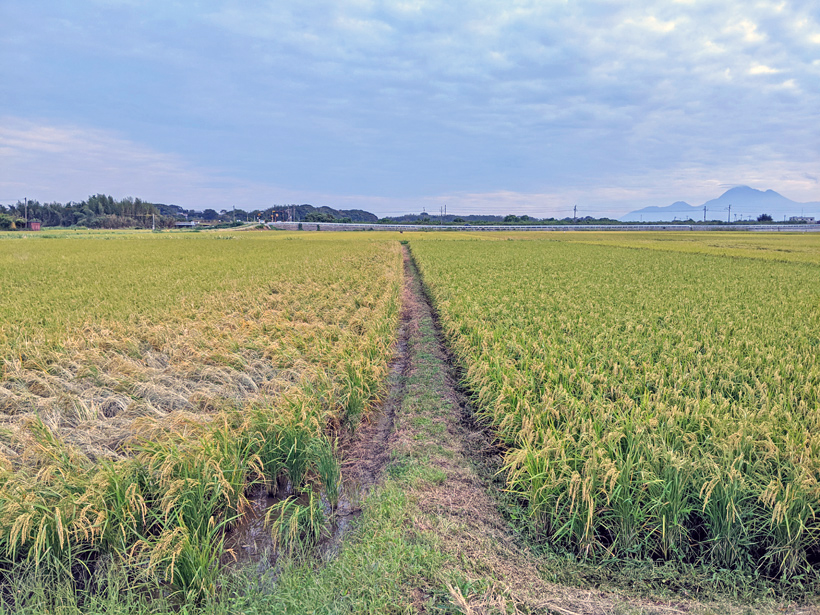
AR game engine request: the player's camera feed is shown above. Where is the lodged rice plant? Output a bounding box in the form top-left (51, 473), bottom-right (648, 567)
top-left (410, 235), bottom-right (820, 579)
top-left (0, 232), bottom-right (402, 600)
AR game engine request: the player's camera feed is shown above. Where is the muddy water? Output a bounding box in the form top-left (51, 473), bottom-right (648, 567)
top-left (222, 490), bottom-right (283, 566)
top-left (222, 248), bottom-right (415, 568)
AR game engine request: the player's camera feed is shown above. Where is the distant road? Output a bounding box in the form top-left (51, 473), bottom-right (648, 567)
top-left (269, 221), bottom-right (820, 233)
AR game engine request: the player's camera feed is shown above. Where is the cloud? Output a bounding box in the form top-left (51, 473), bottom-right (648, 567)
top-left (0, 118), bottom-right (277, 208)
top-left (2, 1), bottom-right (819, 216)
top-left (623, 16), bottom-right (677, 33)
top-left (725, 19), bottom-right (765, 43)
top-left (749, 63), bottom-right (779, 74)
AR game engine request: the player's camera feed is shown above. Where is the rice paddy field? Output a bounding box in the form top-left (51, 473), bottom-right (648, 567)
top-left (411, 233), bottom-right (820, 579)
top-left (0, 230), bottom-right (402, 600)
top-left (1, 227), bottom-right (819, 611)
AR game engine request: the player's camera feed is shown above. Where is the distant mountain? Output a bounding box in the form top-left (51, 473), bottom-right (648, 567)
top-left (619, 201), bottom-right (700, 222)
top-left (620, 187), bottom-right (820, 222)
top-left (292, 204), bottom-right (378, 222)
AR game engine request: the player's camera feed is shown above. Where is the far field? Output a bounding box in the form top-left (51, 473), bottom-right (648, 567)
top-left (0, 228), bottom-right (817, 613)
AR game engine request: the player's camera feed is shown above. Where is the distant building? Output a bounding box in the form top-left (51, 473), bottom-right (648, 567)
top-left (27, 221), bottom-right (41, 231)
top-left (789, 216), bottom-right (816, 223)
top-left (175, 221), bottom-right (199, 228)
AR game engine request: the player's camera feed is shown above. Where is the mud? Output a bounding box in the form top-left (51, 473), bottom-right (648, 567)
top-left (222, 490), bottom-right (282, 566)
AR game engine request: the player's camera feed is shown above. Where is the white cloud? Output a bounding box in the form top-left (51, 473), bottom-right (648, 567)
top-left (726, 19), bottom-right (765, 43)
top-left (3, 1), bottom-right (819, 216)
top-left (623, 16), bottom-right (677, 33)
top-left (749, 63), bottom-right (779, 74)
top-left (702, 40), bottom-right (726, 53)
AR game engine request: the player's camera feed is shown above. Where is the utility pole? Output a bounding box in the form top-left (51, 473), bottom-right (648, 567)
top-left (727, 204), bottom-right (731, 223)
top-left (24, 198), bottom-right (28, 227)
top-left (152, 213), bottom-right (155, 230)
top-left (703, 205), bottom-right (707, 222)
top-left (233, 206), bottom-right (236, 223)
top-left (573, 204), bottom-right (577, 222)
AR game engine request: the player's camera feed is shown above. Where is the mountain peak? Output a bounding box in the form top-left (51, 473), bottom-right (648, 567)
top-left (620, 187), bottom-right (820, 222)
top-left (720, 185), bottom-right (757, 196)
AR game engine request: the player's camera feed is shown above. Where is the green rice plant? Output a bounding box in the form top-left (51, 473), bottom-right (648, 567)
top-left (129, 511), bottom-right (229, 603)
top-left (275, 423), bottom-right (316, 492)
top-left (759, 472), bottom-right (820, 577)
top-left (340, 362), bottom-right (369, 432)
top-left (93, 460), bottom-right (149, 553)
top-left (265, 491), bottom-right (326, 556)
top-left (698, 461), bottom-right (760, 569)
top-left (602, 431), bottom-right (653, 558)
top-left (312, 437), bottom-right (341, 509)
top-left (645, 450), bottom-right (696, 560)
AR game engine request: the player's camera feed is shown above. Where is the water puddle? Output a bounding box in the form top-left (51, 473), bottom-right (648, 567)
top-left (222, 489), bottom-right (283, 567)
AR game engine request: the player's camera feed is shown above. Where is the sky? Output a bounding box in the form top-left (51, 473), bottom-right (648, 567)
top-left (1, 1), bottom-right (818, 218)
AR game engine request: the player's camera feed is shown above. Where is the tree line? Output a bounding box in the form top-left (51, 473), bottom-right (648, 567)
top-left (0, 195), bottom-right (176, 230)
